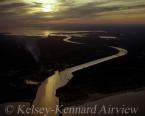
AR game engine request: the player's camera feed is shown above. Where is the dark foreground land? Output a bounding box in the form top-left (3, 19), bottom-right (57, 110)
top-left (0, 25), bottom-right (145, 107)
top-left (0, 31), bottom-right (116, 104)
top-left (56, 26), bottom-right (145, 106)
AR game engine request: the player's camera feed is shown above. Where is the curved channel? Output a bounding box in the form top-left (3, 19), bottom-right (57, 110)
top-left (49, 33), bottom-right (86, 44)
top-left (33, 46), bottom-right (128, 116)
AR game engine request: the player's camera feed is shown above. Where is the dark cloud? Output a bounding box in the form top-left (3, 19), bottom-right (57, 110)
top-left (46, 1), bottom-right (145, 20)
top-left (0, 0), bottom-right (145, 29)
top-left (0, 2), bottom-right (28, 12)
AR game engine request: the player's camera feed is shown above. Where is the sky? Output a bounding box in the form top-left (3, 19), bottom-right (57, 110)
top-left (0, 0), bottom-right (145, 32)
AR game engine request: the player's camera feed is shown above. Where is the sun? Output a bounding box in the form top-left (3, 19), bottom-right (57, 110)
top-left (42, 4), bottom-right (54, 12)
top-left (39, 0), bottom-right (58, 12)
top-left (23, 0), bottom-right (58, 12)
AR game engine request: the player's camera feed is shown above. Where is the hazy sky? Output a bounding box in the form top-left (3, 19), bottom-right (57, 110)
top-left (0, 0), bottom-right (145, 31)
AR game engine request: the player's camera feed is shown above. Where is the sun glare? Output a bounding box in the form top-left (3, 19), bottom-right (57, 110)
top-left (40, 0), bottom-right (58, 12)
top-left (23, 0), bottom-right (58, 12)
top-left (42, 5), bottom-right (54, 12)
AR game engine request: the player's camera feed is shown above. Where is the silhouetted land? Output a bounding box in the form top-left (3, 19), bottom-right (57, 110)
top-left (0, 25), bottom-right (145, 105)
top-left (56, 26), bottom-right (145, 106)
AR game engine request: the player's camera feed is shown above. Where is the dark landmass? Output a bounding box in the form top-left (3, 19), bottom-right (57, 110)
top-left (0, 31), bottom-right (117, 104)
top-left (56, 27), bottom-right (145, 106)
top-left (0, 25), bottom-right (145, 107)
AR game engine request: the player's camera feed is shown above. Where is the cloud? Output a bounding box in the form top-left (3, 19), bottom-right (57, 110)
top-left (0, 0), bottom-right (145, 29)
top-left (53, 0), bottom-right (145, 18)
top-left (0, 2), bottom-right (28, 12)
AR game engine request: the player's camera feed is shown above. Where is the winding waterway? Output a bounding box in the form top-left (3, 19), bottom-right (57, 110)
top-left (33, 34), bottom-right (128, 116)
top-left (49, 33), bottom-right (86, 44)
